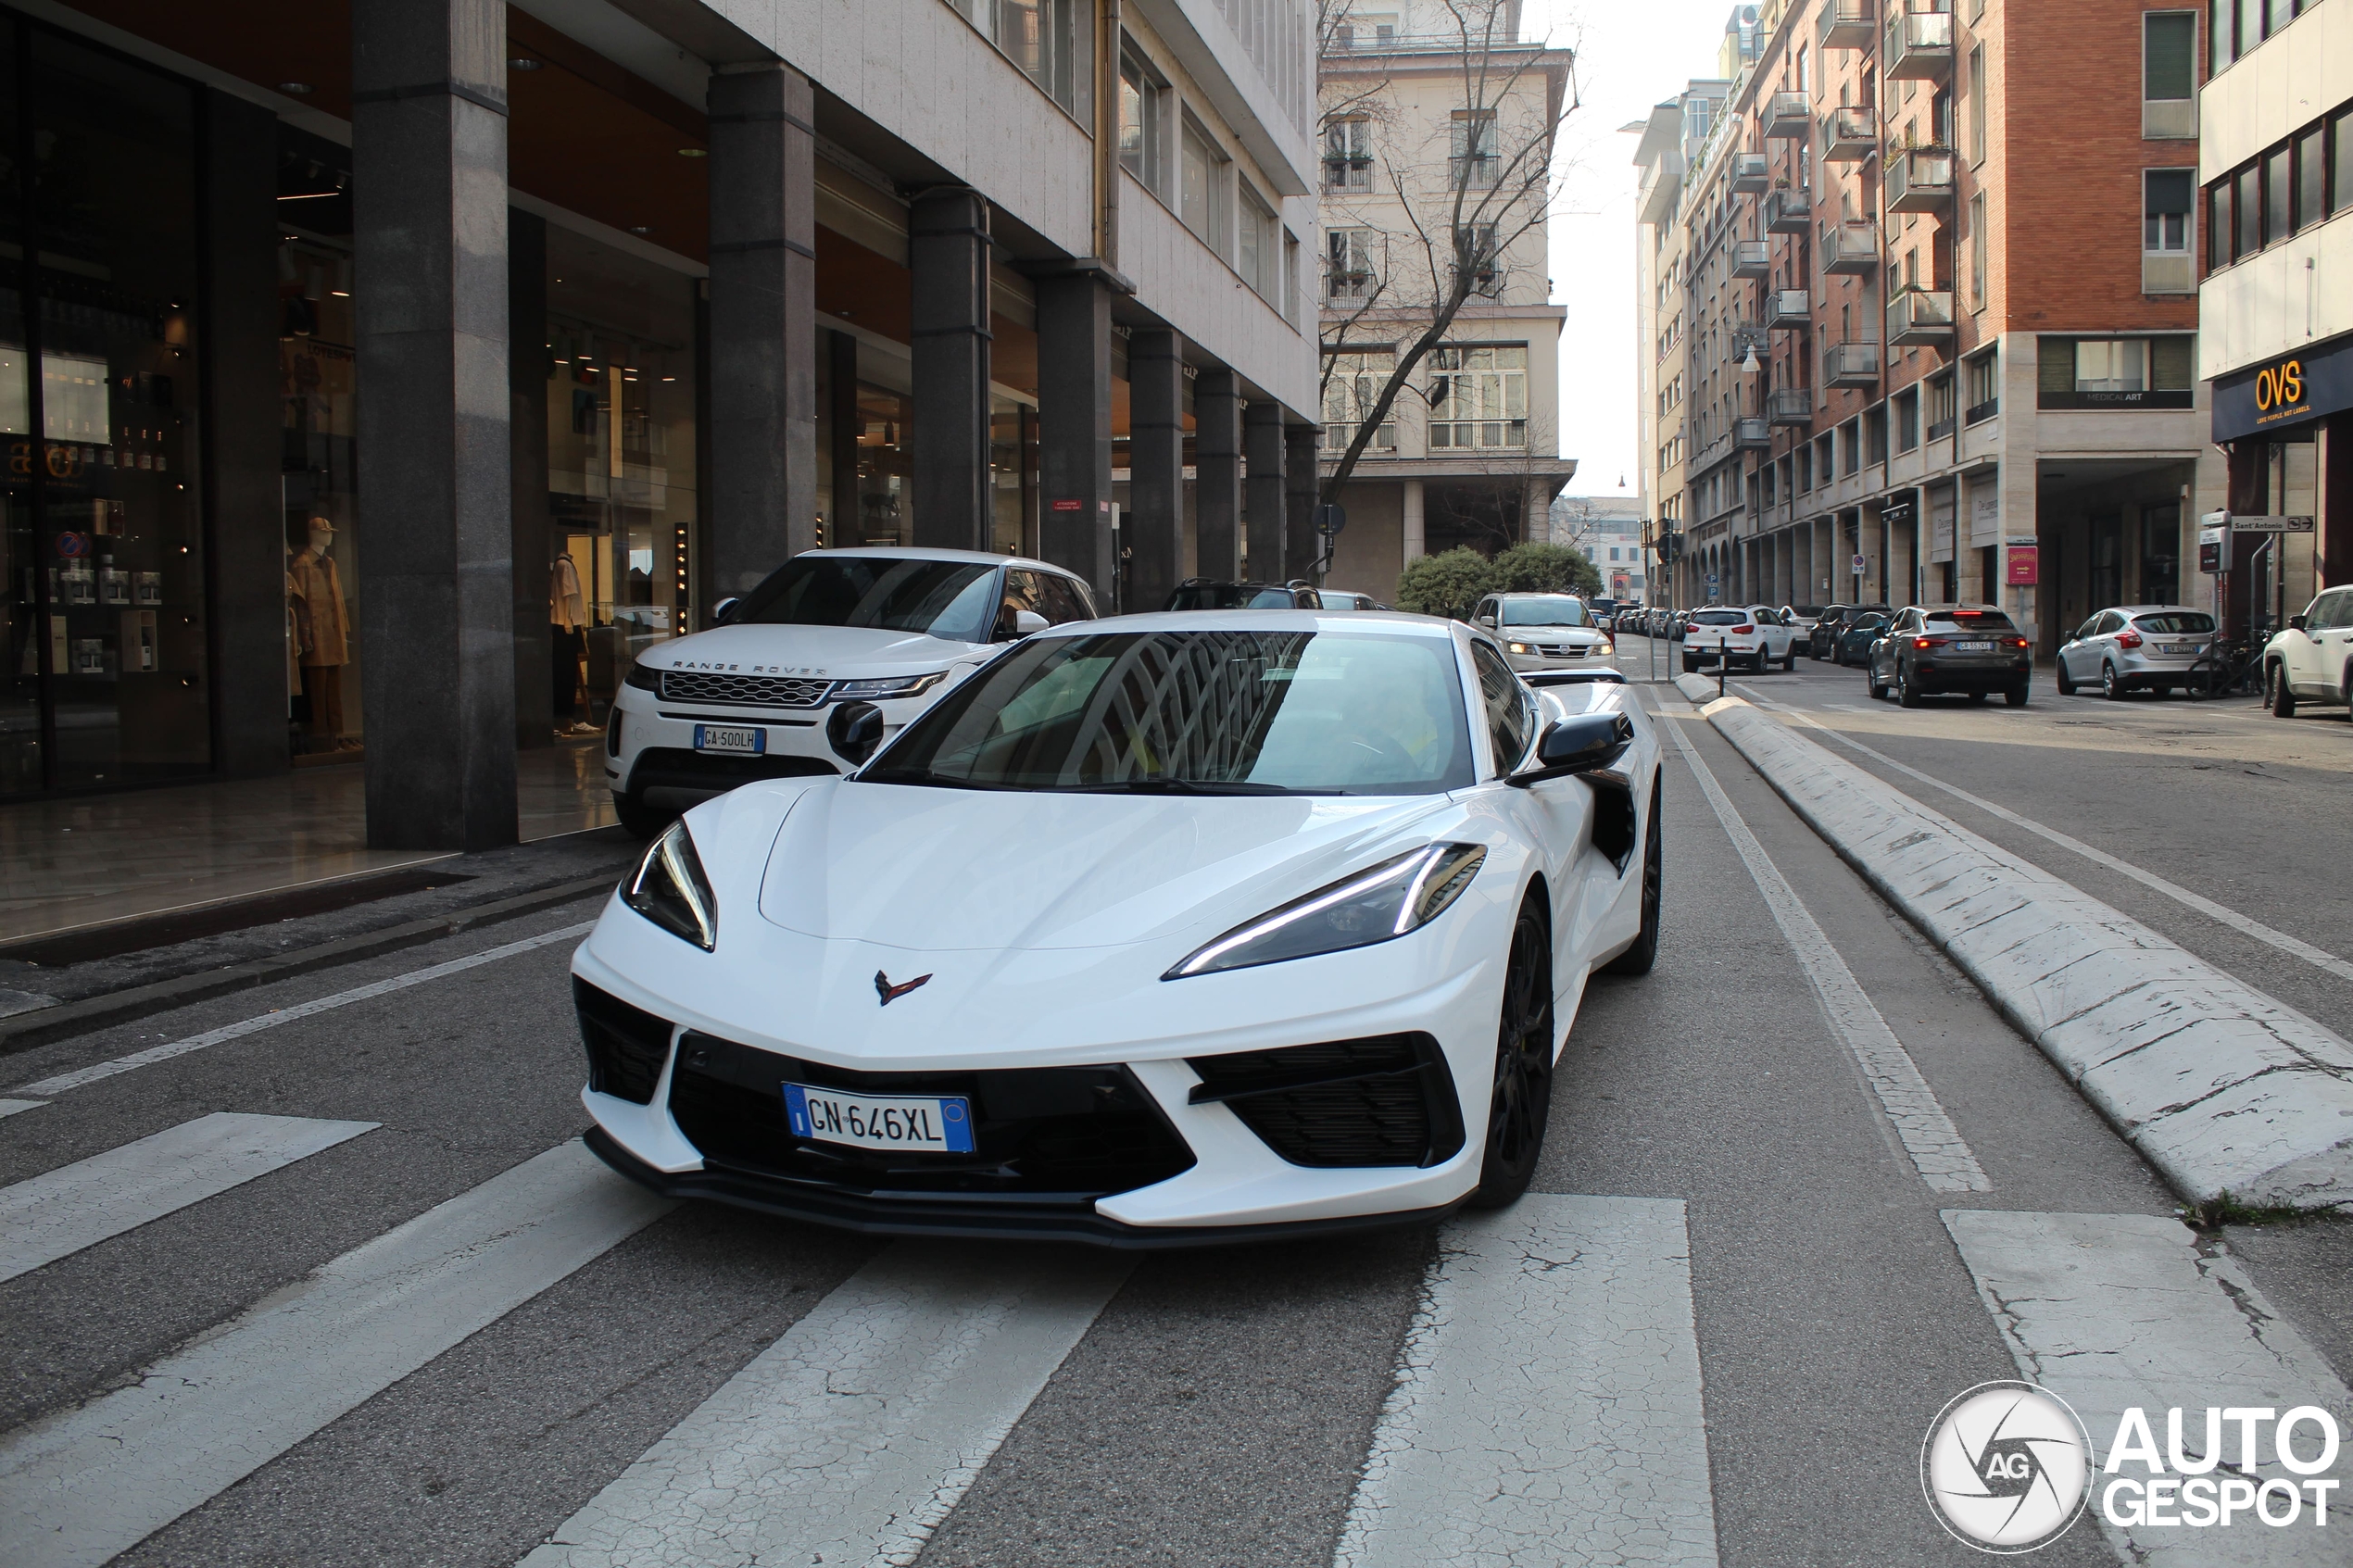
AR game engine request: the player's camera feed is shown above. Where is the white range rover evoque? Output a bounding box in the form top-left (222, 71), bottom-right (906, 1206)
top-left (606, 547), bottom-right (1097, 836)
top-left (570, 609), bottom-right (1666, 1246)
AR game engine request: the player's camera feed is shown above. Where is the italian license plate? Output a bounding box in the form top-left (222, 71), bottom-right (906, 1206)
top-left (1955, 640), bottom-right (1994, 652)
top-left (784, 1083), bottom-right (975, 1153)
top-left (694, 723), bottom-right (765, 755)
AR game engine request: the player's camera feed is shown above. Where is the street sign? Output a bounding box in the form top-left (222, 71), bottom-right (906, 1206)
top-left (2006, 545), bottom-right (2039, 586)
top-left (1851, 554), bottom-right (1866, 573)
top-left (1705, 572), bottom-right (1719, 588)
top-left (1315, 503), bottom-right (1347, 536)
top-left (2227, 515), bottom-right (2315, 533)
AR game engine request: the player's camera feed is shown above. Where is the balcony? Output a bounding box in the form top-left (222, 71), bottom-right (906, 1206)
top-left (1885, 6), bottom-right (1955, 81)
top-left (1763, 92), bottom-right (1813, 139)
top-left (1823, 340), bottom-right (1882, 387)
top-left (1765, 188), bottom-right (1813, 234)
top-left (1818, 0), bottom-right (1874, 49)
top-left (1822, 107), bottom-right (1875, 161)
top-left (1765, 289), bottom-right (1811, 332)
top-left (1730, 152), bottom-right (1769, 194)
top-left (1887, 289), bottom-right (1956, 346)
top-left (1886, 147), bottom-right (1956, 212)
top-left (1734, 417), bottom-right (1773, 451)
top-left (1730, 239), bottom-right (1770, 279)
top-left (1821, 220), bottom-right (1881, 273)
top-left (1768, 386), bottom-right (1815, 425)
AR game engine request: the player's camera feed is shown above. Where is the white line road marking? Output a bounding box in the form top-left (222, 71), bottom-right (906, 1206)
top-left (1735, 684), bottom-right (2353, 985)
top-left (1944, 1210), bottom-right (2353, 1566)
top-left (1334, 1195), bottom-right (1718, 1568)
top-left (0, 1138), bottom-right (671, 1568)
top-left (0, 1112), bottom-right (377, 1284)
top-left (0, 1098), bottom-right (46, 1120)
top-left (10, 920), bottom-right (598, 1099)
top-left (1660, 713), bottom-right (1991, 1192)
top-left (518, 1243), bottom-right (1131, 1568)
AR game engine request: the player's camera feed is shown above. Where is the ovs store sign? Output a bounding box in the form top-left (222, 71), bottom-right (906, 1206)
top-left (2214, 332), bottom-right (2353, 443)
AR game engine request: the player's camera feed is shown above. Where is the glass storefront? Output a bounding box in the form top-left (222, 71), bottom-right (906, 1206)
top-left (546, 227), bottom-right (698, 732)
top-left (3, 23), bottom-right (208, 795)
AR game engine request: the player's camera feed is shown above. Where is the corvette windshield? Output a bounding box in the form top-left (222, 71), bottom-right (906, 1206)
top-left (731, 556), bottom-right (999, 644)
top-left (1501, 597), bottom-right (1589, 628)
top-left (867, 630), bottom-right (1475, 795)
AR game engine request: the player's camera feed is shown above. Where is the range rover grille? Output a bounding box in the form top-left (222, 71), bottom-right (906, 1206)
top-left (659, 671), bottom-right (834, 708)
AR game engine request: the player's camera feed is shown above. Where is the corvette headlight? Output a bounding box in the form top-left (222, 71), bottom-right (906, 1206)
top-left (623, 820), bottom-right (717, 950)
top-left (833, 671), bottom-right (949, 701)
top-left (1164, 844), bottom-right (1487, 980)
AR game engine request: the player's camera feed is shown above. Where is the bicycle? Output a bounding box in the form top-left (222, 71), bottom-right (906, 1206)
top-left (2184, 637), bottom-right (2258, 701)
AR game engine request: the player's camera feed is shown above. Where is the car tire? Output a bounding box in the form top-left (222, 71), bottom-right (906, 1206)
top-left (1601, 775), bottom-right (1664, 979)
top-left (2102, 661), bottom-right (2125, 700)
top-left (612, 789), bottom-right (670, 840)
top-left (1469, 893), bottom-right (1556, 1210)
top-left (2056, 660), bottom-right (2077, 696)
top-left (2269, 662), bottom-right (2297, 718)
top-left (1681, 657), bottom-right (1698, 673)
top-left (1868, 663), bottom-right (1888, 700)
top-left (2005, 684), bottom-right (2029, 708)
top-left (1783, 646), bottom-right (1797, 671)
top-left (1969, 691), bottom-right (1987, 703)
top-left (1898, 664), bottom-right (1923, 708)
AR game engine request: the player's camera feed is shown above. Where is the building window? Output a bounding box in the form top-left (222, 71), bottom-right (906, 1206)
top-left (1865, 405), bottom-right (1889, 465)
top-left (1237, 182), bottom-right (1278, 302)
top-left (1926, 373), bottom-right (1957, 439)
top-left (2236, 163), bottom-right (2261, 257)
top-left (2035, 336), bottom-right (2195, 408)
top-left (2143, 13), bottom-right (2197, 138)
top-left (1179, 114), bottom-right (1229, 254)
top-left (1967, 45), bottom-right (1985, 163)
top-left (1322, 349), bottom-right (1397, 452)
top-left (2296, 124), bottom-right (2326, 231)
top-left (981, 0), bottom-right (1076, 111)
top-left (1894, 389), bottom-right (1919, 453)
top-left (1327, 226), bottom-right (1377, 302)
top-left (1450, 109), bottom-right (1499, 189)
top-left (2265, 144), bottom-right (2293, 245)
top-left (1969, 192), bottom-right (1987, 304)
top-left (2144, 168), bottom-right (2195, 292)
top-left (1964, 349), bottom-right (1999, 423)
top-left (2209, 179), bottom-right (2233, 269)
top-left (1282, 230), bottom-right (1301, 324)
top-left (2338, 110), bottom-right (2353, 216)
top-left (1428, 344), bottom-right (1527, 448)
top-left (1118, 48), bottom-right (1167, 196)
top-left (1466, 221), bottom-right (1503, 296)
top-left (1331, 11), bottom-right (1398, 48)
top-left (1323, 115), bottom-right (1371, 191)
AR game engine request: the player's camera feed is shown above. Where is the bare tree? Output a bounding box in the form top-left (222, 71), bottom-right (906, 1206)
top-left (1314, 0), bottom-right (1578, 507)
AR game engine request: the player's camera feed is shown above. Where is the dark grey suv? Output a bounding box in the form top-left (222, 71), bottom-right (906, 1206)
top-left (1867, 605), bottom-right (2034, 707)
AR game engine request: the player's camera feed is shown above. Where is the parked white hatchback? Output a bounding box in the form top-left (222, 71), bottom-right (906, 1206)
top-left (607, 548), bottom-right (1097, 835)
top-left (2262, 584), bottom-right (2353, 716)
top-left (1680, 605), bottom-right (1798, 673)
top-left (2054, 605), bottom-right (2215, 699)
top-left (1472, 593), bottom-right (1615, 674)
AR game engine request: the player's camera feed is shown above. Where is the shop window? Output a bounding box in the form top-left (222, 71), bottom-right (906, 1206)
top-left (2035, 336), bottom-right (2194, 409)
top-left (1427, 345), bottom-right (1526, 449)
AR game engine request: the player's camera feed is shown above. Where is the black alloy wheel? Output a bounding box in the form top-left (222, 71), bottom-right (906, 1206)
top-left (1602, 776), bottom-right (1664, 978)
top-left (1471, 896), bottom-right (1556, 1210)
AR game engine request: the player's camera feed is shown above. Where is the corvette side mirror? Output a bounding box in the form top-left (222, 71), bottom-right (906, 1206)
top-left (827, 700), bottom-right (886, 765)
top-left (1509, 711), bottom-right (1634, 787)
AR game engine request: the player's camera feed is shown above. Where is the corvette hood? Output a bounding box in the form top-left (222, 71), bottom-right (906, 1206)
top-left (646, 621), bottom-right (977, 678)
top-left (755, 780), bottom-right (1458, 953)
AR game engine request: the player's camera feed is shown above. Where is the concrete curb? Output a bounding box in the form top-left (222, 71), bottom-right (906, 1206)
top-left (1667, 672), bottom-right (2353, 1212)
top-left (0, 873), bottom-right (620, 1059)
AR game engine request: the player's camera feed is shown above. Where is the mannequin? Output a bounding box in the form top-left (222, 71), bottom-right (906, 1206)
top-left (551, 545), bottom-right (590, 734)
top-left (289, 517), bottom-right (350, 747)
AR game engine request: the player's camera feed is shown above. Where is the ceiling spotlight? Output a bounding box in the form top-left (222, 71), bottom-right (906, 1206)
top-left (678, 147), bottom-right (708, 158)
top-left (508, 57), bottom-right (542, 71)
top-left (278, 82), bottom-right (314, 95)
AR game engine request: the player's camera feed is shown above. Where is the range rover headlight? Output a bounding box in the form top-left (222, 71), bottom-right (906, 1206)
top-left (833, 671), bottom-right (950, 701)
top-left (623, 660), bottom-right (661, 691)
top-left (623, 819), bottom-right (717, 950)
top-left (1164, 844), bottom-right (1487, 980)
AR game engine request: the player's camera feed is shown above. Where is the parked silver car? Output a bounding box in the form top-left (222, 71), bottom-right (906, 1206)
top-left (2055, 605), bottom-right (2216, 698)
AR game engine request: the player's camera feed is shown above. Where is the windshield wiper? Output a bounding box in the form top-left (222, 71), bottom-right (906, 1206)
top-left (856, 766), bottom-right (1018, 791)
top-left (1052, 778), bottom-right (1337, 797)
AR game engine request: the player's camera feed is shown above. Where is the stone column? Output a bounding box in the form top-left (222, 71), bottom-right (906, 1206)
top-left (1193, 370), bottom-right (1242, 580)
top-left (1033, 270), bottom-right (1117, 599)
top-left (1244, 400), bottom-right (1286, 582)
top-left (1126, 328), bottom-right (1185, 613)
top-left (1284, 424), bottom-right (1319, 582)
top-left (707, 63), bottom-right (818, 598)
top-left (1403, 478), bottom-right (1426, 560)
top-left (510, 207), bottom-right (551, 749)
top-left (828, 330), bottom-right (858, 546)
top-left (351, 0), bottom-right (517, 851)
top-left (910, 187), bottom-right (991, 550)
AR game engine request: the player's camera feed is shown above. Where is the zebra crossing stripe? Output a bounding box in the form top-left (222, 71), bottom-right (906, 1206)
top-left (1335, 1195), bottom-right (1720, 1568)
top-left (0, 1138), bottom-right (671, 1568)
top-left (1944, 1210), bottom-right (2353, 1567)
top-left (517, 1241), bottom-right (1131, 1568)
top-left (0, 1112), bottom-right (377, 1285)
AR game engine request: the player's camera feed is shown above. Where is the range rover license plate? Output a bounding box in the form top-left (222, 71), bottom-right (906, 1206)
top-left (785, 1084), bottom-right (975, 1152)
top-left (694, 723), bottom-right (765, 755)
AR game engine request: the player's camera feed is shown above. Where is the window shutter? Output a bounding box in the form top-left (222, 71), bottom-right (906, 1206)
top-left (2145, 14), bottom-right (2196, 101)
top-left (2151, 336), bottom-right (2194, 391)
top-left (2038, 341), bottom-right (2075, 399)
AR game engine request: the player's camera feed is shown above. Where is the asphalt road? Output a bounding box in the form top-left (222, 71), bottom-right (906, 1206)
top-left (1, 651), bottom-right (2346, 1567)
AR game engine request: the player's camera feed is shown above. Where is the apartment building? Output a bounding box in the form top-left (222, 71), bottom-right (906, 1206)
top-left (1638, 0), bottom-right (2226, 652)
top-left (1315, 3), bottom-right (1579, 603)
top-left (1, 0), bottom-right (1316, 844)
top-left (1552, 497), bottom-right (1650, 599)
top-left (2198, 0), bottom-right (2352, 637)
top-left (1631, 79), bottom-right (1731, 607)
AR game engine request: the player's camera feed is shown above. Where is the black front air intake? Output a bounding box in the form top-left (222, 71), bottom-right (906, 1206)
top-left (1187, 1034), bottom-right (1465, 1168)
top-left (573, 978), bottom-right (673, 1104)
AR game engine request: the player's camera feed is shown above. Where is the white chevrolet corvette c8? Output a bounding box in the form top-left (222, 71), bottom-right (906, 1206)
top-left (570, 609), bottom-right (1664, 1246)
